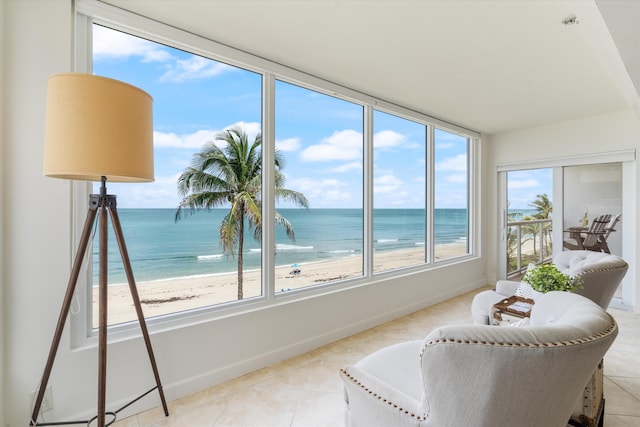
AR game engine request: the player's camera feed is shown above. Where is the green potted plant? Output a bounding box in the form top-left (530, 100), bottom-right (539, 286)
top-left (522, 263), bottom-right (583, 297)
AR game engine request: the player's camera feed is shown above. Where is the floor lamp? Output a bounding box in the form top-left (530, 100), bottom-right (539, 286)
top-left (30, 73), bottom-right (169, 426)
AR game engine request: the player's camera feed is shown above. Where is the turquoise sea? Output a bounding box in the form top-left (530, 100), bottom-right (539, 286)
top-left (94, 208), bottom-right (469, 285)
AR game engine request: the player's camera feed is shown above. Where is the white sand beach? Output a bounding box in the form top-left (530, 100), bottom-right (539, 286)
top-left (95, 243), bottom-right (469, 326)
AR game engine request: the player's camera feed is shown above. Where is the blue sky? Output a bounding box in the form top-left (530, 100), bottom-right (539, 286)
top-left (508, 168), bottom-right (553, 210)
top-left (93, 25), bottom-right (539, 210)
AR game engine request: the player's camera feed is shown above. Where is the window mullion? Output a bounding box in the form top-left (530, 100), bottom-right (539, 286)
top-left (363, 106), bottom-right (374, 278)
top-left (263, 72), bottom-right (276, 300)
top-left (426, 125), bottom-right (435, 264)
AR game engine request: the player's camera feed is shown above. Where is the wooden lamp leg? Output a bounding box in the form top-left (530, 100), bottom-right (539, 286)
top-left (108, 198), bottom-right (169, 416)
top-left (30, 202), bottom-right (98, 426)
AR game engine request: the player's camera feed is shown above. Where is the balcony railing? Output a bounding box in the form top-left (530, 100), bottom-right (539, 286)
top-left (507, 218), bottom-right (553, 278)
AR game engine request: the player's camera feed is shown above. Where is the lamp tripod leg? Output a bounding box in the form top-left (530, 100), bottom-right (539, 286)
top-left (107, 201), bottom-right (169, 417)
top-left (30, 205), bottom-right (98, 426)
top-left (97, 203), bottom-right (109, 427)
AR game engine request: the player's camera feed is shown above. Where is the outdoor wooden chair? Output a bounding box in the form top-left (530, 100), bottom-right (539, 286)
top-left (595, 213), bottom-right (620, 254)
top-left (563, 214), bottom-right (612, 252)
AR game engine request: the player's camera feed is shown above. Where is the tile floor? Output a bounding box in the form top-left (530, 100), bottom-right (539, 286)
top-left (115, 289), bottom-right (640, 427)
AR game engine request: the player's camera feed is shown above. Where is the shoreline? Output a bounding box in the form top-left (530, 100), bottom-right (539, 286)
top-left (98, 241), bottom-right (469, 288)
top-left (95, 243), bottom-right (469, 326)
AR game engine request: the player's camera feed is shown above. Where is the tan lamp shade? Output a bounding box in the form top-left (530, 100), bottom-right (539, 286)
top-left (43, 73), bottom-right (154, 182)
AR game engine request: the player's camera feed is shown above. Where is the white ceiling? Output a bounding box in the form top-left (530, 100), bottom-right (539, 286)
top-left (100, 0), bottom-right (639, 135)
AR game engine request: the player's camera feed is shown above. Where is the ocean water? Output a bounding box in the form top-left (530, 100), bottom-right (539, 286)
top-left (508, 209), bottom-right (543, 220)
top-left (94, 208), bottom-right (468, 285)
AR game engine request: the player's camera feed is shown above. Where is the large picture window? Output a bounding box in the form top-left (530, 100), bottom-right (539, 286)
top-left (85, 22), bottom-right (478, 328)
top-left (274, 80), bottom-right (364, 292)
top-left (433, 129), bottom-right (470, 260)
top-left (373, 111), bottom-right (426, 272)
top-left (92, 25), bottom-right (263, 326)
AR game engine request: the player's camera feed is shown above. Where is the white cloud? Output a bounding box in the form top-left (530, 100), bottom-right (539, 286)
top-left (153, 121), bottom-right (261, 150)
top-left (374, 174), bottom-right (403, 194)
top-left (154, 130), bottom-right (217, 149)
top-left (292, 177), bottom-right (341, 192)
top-left (276, 138), bottom-right (301, 152)
top-left (435, 142), bottom-right (455, 150)
top-left (329, 162), bottom-right (362, 173)
top-left (381, 192), bottom-right (412, 207)
top-left (94, 26), bottom-right (233, 83)
top-left (226, 121), bottom-right (261, 142)
top-left (93, 25), bottom-right (173, 63)
top-left (287, 177), bottom-right (355, 206)
top-left (435, 153), bottom-right (467, 171)
top-left (159, 56), bottom-right (234, 82)
top-left (375, 174), bottom-right (403, 186)
top-left (374, 130), bottom-right (406, 149)
top-left (373, 174), bottom-right (418, 207)
top-left (300, 129), bottom-right (362, 162)
top-left (509, 179), bottom-right (540, 189)
top-left (320, 189), bottom-right (354, 203)
top-left (447, 173), bottom-right (468, 183)
top-left (107, 172), bottom-right (183, 208)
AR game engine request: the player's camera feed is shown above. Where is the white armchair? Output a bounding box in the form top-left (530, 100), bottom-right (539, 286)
top-left (471, 250), bottom-right (628, 325)
top-left (340, 292), bottom-right (617, 427)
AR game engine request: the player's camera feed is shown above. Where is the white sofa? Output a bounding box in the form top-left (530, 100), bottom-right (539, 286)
top-left (340, 292), bottom-right (617, 427)
top-left (471, 250), bottom-right (628, 325)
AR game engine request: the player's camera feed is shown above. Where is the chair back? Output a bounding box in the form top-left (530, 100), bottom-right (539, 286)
top-left (554, 250), bottom-right (628, 308)
top-left (582, 214), bottom-right (611, 247)
top-left (420, 292), bottom-right (617, 427)
top-left (603, 213), bottom-right (621, 239)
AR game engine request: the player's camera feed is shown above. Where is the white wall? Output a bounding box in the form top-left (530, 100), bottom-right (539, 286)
top-left (485, 110), bottom-right (640, 311)
top-left (2, 2), bottom-right (488, 425)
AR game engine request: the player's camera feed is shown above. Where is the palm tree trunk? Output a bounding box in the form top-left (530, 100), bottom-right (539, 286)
top-left (237, 212), bottom-right (244, 300)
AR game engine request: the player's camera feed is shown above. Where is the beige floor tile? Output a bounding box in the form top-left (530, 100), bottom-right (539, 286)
top-left (604, 377), bottom-right (640, 417)
top-left (301, 359), bottom-right (347, 393)
top-left (212, 387), bottom-right (300, 427)
top-left (604, 414), bottom-right (640, 427)
top-left (112, 415), bottom-right (140, 427)
top-left (608, 376), bottom-right (640, 401)
top-left (147, 397), bottom-right (231, 427)
top-left (136, 405), bottom-right (171, 426)
top-left (604, 349), bottom-right (640, 378)
top-left (121, 291), bottom-right (640, 426)
top-left (252, 365), bottom-right (309, 391)
top-left (290, 390), bottom-right (345, 427)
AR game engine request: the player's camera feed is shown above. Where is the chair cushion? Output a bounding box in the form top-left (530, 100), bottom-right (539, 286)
top-left (355, 340), bottom-right (424, 403)
top-left (554, 250), bottom-right (625, 276)
top-left (470, 290), bottom-right (507, 324)
top-left (530, 291), bottom-right (613, 333)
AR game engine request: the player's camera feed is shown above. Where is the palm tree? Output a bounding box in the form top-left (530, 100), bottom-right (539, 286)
top-left (175, 126), bottom-right (309, 300)
top-left (529, 193), bottom-right (553, 256)
top-left (521, 214), bottom-right (540, 257)
top-left (529, 193), bottom-right (552, 219)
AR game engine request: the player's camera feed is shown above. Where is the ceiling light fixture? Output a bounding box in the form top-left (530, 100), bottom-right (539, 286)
top-left (563, 16), bottom-right (579, 25)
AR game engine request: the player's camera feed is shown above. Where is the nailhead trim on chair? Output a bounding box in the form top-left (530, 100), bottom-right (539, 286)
top-left (419, 313), bottom-right (617, 357)
top-left (339, 368), bottom-right (428, 422)
top-left (573, 265), bottom-right (627, 276)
